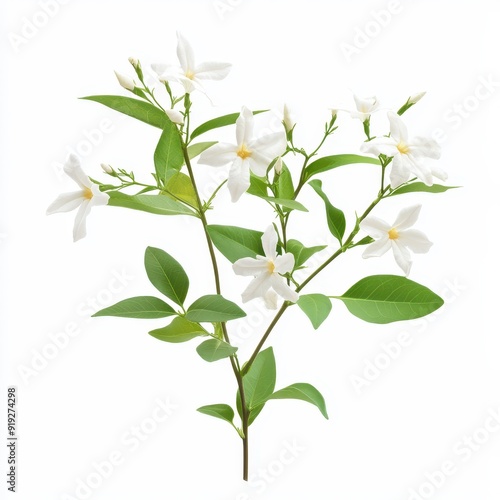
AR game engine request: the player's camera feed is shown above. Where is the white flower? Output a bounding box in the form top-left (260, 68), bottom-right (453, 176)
top-left (100, 163), bottom-right (114, 174)
top-left (47, 155), bottom-right (109, 242)
top-left (274, 156), bottom-right (283, 175)
top-left (114, 71), bottom-right (135, 91)
top-left (408, 91), bottom-right (426, 105)
top-left (233, 226), bottom-right (299, 304)
top-left (351, 94), bottom-right (380, 121)
top-left (156, 32), bottom-right (231, 94)
top-left (360, 205), bottom-right (432, 276)
top-left (198, 106), bottom-right (287, 202)
top-left (361, 111), bottom-right (446, 188)
top-left (283, 104), bottom-right (295, 132)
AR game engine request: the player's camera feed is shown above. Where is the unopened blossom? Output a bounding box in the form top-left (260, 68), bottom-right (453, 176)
top-left (283, 104), bottom-right (295, 133)
top-left (155, 32), bottom-right (231, 94)
top-left (100, 163), bottom-right (114, 174)
top-left (114, 71), bottom-right (135, 91)
top-left (408, 91), bottom-right (426, 106)
top-left (47, 155), bottom-right (109, 242)
top-left (233, 226), bottom-right (299, 304)
top-left (274, 156), bottom-right (283, 175)
top-left (198, 106), bottom-right (286, 202)
top-left (164, 108), bottom-right (184, 125)
top-left (360, 204), bottom-right (432, 276)
top-left (361, 111), bottom-right (446, 188)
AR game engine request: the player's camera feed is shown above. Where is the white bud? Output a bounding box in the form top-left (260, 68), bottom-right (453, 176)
top-left (100, 163), bottom-right (114, 174)
top-left (165, 109), bottom-right (184, 125)
top-left (283, 104), bottom-right (295, 133)
top-left (330, 109), bottom-right (338, 118)
top-left (114, 71), bottom-right (135, 91)
top-left (274, 156), bottom-right (283, 175)
top-left (128, 57), bottom-right (139, 68)
top-left (408, 91), bottom-right (426, 105)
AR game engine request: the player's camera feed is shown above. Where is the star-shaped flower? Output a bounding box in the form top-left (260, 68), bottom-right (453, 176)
top-left (198, 106), bottom-right (286, 201)
top-left (47, 155), bottom-right (109, 242)
top-left (360, 204), bottom-right (433, 276)
top-left (233, 226), bottom-right (299, 305)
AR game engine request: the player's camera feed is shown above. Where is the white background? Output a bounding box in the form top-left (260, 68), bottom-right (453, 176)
top-left (2, 1), bottom-right (500, 499)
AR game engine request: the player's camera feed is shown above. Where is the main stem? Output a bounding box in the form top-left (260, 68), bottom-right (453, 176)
top-left (182, 146), bottom-right (250, 481)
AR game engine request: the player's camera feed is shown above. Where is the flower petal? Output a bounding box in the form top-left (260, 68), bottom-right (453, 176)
top-left (233, 257), bottom-right (268, 276)
top-left (353, 94), bottom-right (379, 114)
top-left (241, 273), bottom-right (272, 303)
top-left (249, 132), bottom-right (287, 162)
top-left (64, 154), bottom-right (90, 189)
top-left (431, 164), bottom-right (448, 182)
top-left (390, 154), bottom-right (411, 188)
top-left (411, 136), bottom-right (441, 160)
top-left (398, 229), bottom-right (433, 254)
top-left (227, 157), bottom-right (250, 202)
top-left (360, 216), bottom-right (390, 237)
top-left (89, 184), bottom-right (110, 207)
top-left (393, 204), bottom-right (421, 230)
top-left (391, 240), bottom-right (412, 276)
top-left (176, 32), bottom-right (195, 73)
top-left (198, 143), bottom-right (237, 167)
top-left (261, 226), bottom-right (278, 260)
top-left (361, 237), bottom-right (391, 258)
top-left (46, 190), bottom-right (84, 215)
top-left (72, 199), bottom-right (91, 242)
top-left (236, 106), bottom-right (254, 146)
top-left (165, 109), bottom-right (184, 125)
top-left (151, 63), bottom-right (168, 76)
top-left (274, 253), bottom-right (295, 274)
top-left (387, 111), bottom-right (408, 143)
top-left (361, 137), bottom-right (398, 158)
top-left (264, 290), bottom-right (278, 310)
top-left (194, 61), bottom-right (232, 81)
top-left (269, 274), bottom-right (299, 302)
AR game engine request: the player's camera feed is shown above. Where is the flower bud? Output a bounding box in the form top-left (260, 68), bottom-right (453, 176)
top-left (283, 104), bottom-right (295, 133)
top-left (100, 163), bottom-right (114, 175)
top-left (330, 109), bottom-right (338, 118)
top-left (274, 156), bottom-right (283, 175)
top-left (165, 109), bottom-right (184, 125)
top-left (114, 71), bottom-right (135, 91)
top-left (128, 57), bottom-right (139, 68)
top-left (408, 91), bottom-right (426, 105)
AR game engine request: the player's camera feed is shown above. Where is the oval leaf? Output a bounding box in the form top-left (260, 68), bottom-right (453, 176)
top-left (297, 294), bottom-right (332, 329)
top-left (154, 121), bottom-right (184, 184)
top-left (149, 316), bottom-right (206, 343)
top-left (196, 339), bottom-right (238, 362)
top-left (389, 182), bottom-right (460, 196)
top-left (165, 171), bottom-right (198, 208)
top-left (187, 141), bottom-right (217, 159)
top-left (197, 404), bottom-right (235, 425)
top-left (274, 164), bottom-right (295, 200)
top-left (304, 154), bottom-right (380, 180)
top-left (93, 296), bottom-right (176, 319)
top-left (144, 247), bottom-right (189, 306)
top-left (287, 239), bottom-right (327, 268)
top-left (268, 383), bottom-right (329, 419)
top-left (108, 191), bottom-right (197, 217)
top-left (207, 225), bottom-right (264, 263)
top-left (190, 110), bottom-right (268, 140)
top-left (309, 180), bottom-right (346, 243)
top-left (81, 95), bottom-right (169, 129)
top-left (187, 294), bottom-right (246, 322)
top-left (336, 274), bottom-right (444, 324)
top-left (243, 347), bottom-right (276, 410)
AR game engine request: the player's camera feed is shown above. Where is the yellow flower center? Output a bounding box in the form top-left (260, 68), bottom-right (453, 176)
top-left (267, 261), bottom-right (276, 273)
top-left (397, 142), bottom-right (410, 154)
top-left (388, 228), bottom-right (399, 240)
top-left (83, 187), bottom-right (93, 200)
top-left (237, 144), bottom-right (252, 160)
top-left (185, 70), bottom-right (195, 80)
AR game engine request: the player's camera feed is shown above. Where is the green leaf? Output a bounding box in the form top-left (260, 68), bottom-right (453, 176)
top-left (186, 294), bottom-right (246, 323)
top-left (144, 247), bottom-right (189, 306)
top-left (196, 339), bottom-right (238, 362)
top-left (275, 164), bottom-right (295, 200)
top-left (309, 180), bottom-right (346, 244)
top-left (207, 225), bottom-right (264, 263)
top-left (248, 403), bottom-right (265, 426)
top-left (149, 316), bottom-right (206, 343)
top-left (304, 154), bottom-right (380, 180)
top-left (243, 347), bottom-right (276, 410)
top-left (81, 95), bottom-right (168, 129)
top-left (335, 274), bottom-right (444, 324)
top-left (287, 239), bottom-right (327, 268)
top-left (351, 236), bottom-right (375, 248)
top-left (187, 141), bottom-right (217, 159)
top-left (93, 296), bottom-right (176, 319)
top-left (107, 191), bottom-right (197, 217)
top-left (389, 182), bottom-right (460, 196)
top-left (165, 171), bottom-right (198, 208)
top-left (268, 383), bottom-right (329, 419)
top-left (262, 196), bottom-right (308, 212)
top-left (190, 110), bottom-right (268, 140)
top-left (154, 121), bottom-right (184, 184)
top-left (247, 175), bottom-right (269, 197)
top-left (197, 404), bottom-right (235, 425)
top-left (297, 294), bottom-right (332, 329)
